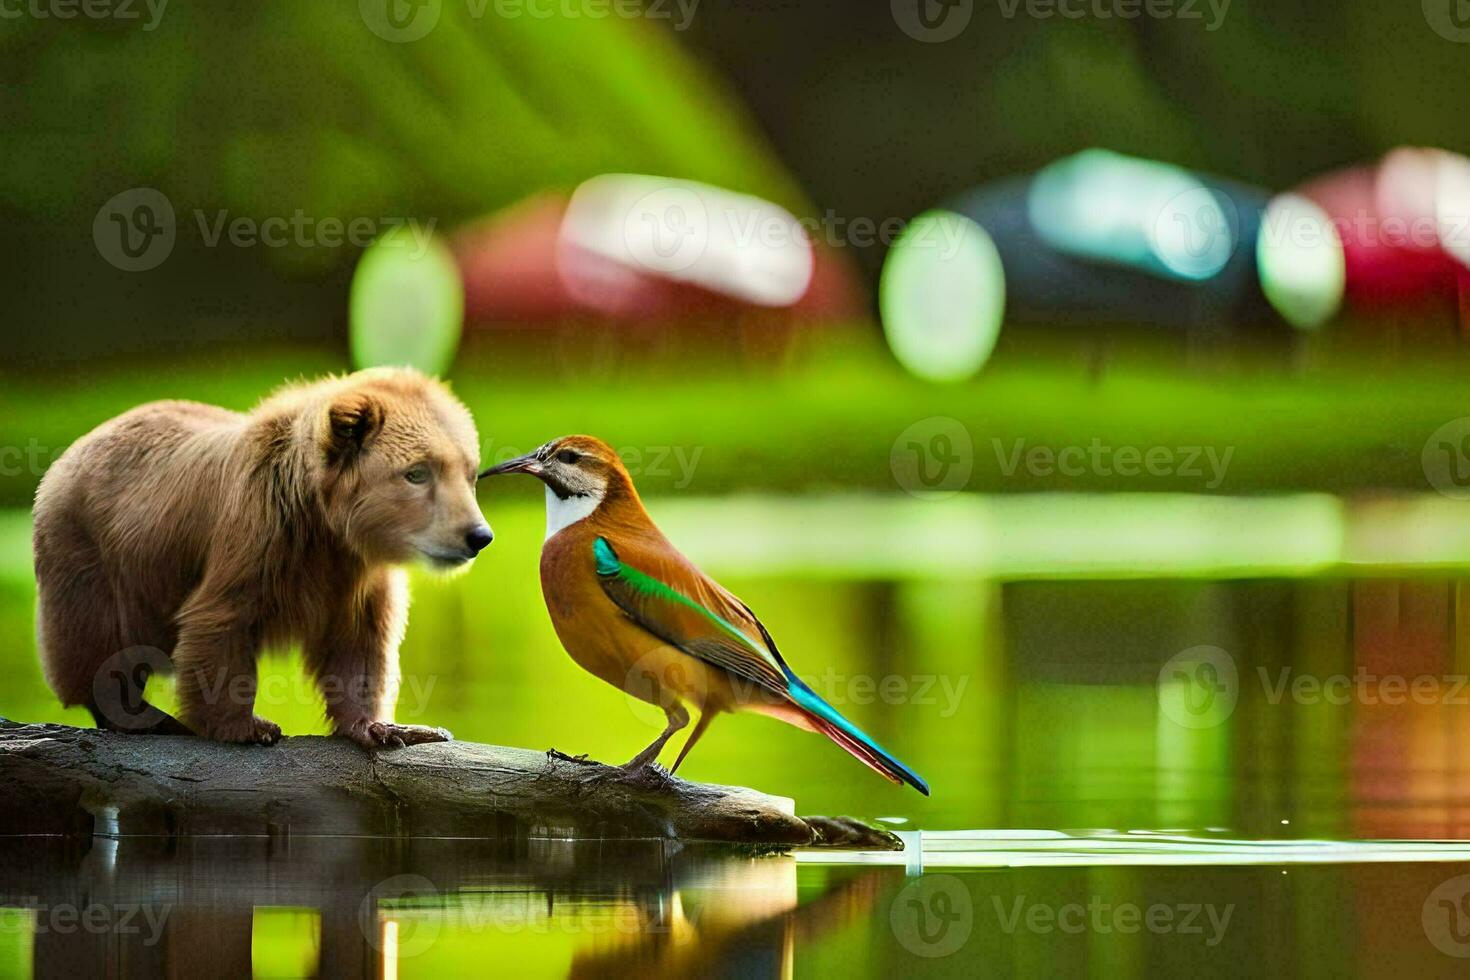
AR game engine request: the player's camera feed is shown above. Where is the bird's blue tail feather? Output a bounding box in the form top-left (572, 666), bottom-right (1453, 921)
top-left (783, 671), bottom-right (930, 796)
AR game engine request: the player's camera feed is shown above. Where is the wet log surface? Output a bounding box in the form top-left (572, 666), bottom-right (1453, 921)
top-left (0, 720), bottom-right (901, 849)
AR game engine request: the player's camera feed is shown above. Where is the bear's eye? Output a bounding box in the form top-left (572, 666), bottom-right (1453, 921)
top-left (404, 464), bottom-right (432, 485)
top-left (556, 449), bottom-right (580, 465)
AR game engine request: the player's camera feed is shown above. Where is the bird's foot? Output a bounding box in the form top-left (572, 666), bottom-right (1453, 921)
top-left (619, 747), bottom-right (662, 771)
top-left (616, 759), bottom-right (673, 783)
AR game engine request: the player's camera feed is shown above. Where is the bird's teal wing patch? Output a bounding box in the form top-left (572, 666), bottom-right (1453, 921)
top-left (593, 537), bottom-right (622, 577)
top-left (593, 536), bottom-right (788, 693)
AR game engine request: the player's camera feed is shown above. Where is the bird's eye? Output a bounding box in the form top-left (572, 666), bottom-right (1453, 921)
top-left (556, 449), bottom-right (580, 465)
top-left (405, 464), bottom-right (432, 485)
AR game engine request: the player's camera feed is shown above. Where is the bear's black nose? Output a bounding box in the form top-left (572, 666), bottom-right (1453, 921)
top-left (465, 525), bottom-right (494, 555)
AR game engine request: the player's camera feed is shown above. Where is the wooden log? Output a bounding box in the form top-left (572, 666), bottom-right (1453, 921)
top-left (0, 721), bottom-right (900, 849)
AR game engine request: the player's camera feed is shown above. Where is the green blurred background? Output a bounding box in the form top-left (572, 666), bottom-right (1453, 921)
top-left (10, 4), bottom-right (1470, 977)
top-left (3, 0), bottom-right (1470, 832)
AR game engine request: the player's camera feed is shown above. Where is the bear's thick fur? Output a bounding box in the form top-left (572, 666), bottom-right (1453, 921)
top-left (32, 368), bottom-right (491, 747)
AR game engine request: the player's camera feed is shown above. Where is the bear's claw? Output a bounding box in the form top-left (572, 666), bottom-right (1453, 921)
top-left (206, 715), bottom-right (282, 746)
top-left (341, 720), bottom-right (452, 750)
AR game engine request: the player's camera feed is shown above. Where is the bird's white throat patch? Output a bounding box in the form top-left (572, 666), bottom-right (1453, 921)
top-left (544, 484), bottom-right (602, 540)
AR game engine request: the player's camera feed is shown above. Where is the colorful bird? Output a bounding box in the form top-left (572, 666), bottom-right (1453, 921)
top-left (480, 435), bottom-right (929, 794)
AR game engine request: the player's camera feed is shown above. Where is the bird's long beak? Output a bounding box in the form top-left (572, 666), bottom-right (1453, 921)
top-left (478, 451), bottom-right (543, 480)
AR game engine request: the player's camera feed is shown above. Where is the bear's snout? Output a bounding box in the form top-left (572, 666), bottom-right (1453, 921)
top-left (464, 524), bottom-right (494, 555)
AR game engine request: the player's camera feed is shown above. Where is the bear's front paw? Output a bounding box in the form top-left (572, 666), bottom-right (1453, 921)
top-left (339, 719), bottom-right (453, 750)
top-left (206, 715), bottom-right (282, 746)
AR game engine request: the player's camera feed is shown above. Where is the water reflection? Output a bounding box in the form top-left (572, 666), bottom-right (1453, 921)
top-left (5, 838), bottom-right (1470, 977)
top-left (0, 837), bottom-right (883, 979)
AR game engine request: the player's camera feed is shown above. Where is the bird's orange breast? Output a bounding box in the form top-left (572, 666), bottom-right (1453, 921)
top-left (538, 510), bottom-right (763, 718)
top-left (539, 521), bottom-right (662, 691)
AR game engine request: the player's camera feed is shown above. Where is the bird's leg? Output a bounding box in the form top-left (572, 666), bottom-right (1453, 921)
top-left (670, 710), bottom-right (716, 775)
top-left (621, 703), bottom-right (689, 770)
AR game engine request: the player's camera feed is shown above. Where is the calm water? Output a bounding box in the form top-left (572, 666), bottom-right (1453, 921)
top-left (4, 837), bottom-right (1470, 978)
top-left (5, 495), bottom-right (1470, 975)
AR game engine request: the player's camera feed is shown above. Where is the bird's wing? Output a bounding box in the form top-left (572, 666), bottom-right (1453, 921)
top-left (592, 534), bottom-right (931, 795)
top-left (591, 536), bottom-right (790, 696)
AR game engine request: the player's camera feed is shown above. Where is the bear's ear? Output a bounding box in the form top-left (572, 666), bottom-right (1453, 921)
top-left (323, 392), bottom-right (384, 462)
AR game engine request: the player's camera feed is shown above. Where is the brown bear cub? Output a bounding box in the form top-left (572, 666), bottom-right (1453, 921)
top-left (32, 368), bottom-right (492, 748)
